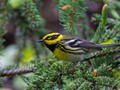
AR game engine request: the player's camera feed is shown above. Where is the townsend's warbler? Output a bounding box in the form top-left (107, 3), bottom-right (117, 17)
top-left (39, 32), bottom-right (120, 61)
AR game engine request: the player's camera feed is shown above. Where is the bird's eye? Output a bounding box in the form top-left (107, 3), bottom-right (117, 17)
top-left (46, 35), bottom-right (58, 40)
top-left (47, 37), bottom-right (51, 40)
top-left (53, 35), bottom-right (57, 38)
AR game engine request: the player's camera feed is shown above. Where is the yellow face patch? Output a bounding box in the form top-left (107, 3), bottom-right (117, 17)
top-left (43, 33), bottom-right (63, 45)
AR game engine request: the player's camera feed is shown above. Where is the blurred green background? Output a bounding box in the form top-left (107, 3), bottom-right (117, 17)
top-left (0, 0), bottom-right (120, 90)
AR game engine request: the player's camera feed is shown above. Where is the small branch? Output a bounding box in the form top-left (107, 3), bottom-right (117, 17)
top-left (113, 54), bottom-right (120, 60)
top-left (0, 67), bottom-right (36, 77)
top-left (81, 47), bottom-right (120, 62)
top-left (95, 82), bottom-right (113, 88)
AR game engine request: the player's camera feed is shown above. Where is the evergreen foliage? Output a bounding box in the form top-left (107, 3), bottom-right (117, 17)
top-left (0, 1), bottom-right (7, 53)
top-left (20, 0), bottom-right (44, 29)
top-left (59, 0), bottom-right (86, 34)
top-left (0, 0), bottom-right (120, 90)
top-left (26, 1), bottom-right (120, 90)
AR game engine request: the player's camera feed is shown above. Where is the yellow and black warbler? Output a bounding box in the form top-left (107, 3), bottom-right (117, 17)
top-left (38, 32), bottom-right (120, 61)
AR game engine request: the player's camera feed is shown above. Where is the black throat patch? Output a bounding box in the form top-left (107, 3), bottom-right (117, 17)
top-left (44, 43), bottom-right (57, 52)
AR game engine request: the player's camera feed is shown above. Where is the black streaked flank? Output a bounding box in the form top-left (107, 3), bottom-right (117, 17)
top-left (57, 43), bottom-right (87, 54)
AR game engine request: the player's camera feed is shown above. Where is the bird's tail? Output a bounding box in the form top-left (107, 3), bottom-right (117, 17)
top-left (99, 44), bottom-right (120, 48)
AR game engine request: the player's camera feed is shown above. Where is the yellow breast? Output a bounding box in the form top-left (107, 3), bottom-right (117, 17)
top-left (53, 48), bottom-right (85, 61)
top-left (53, 48), bottom-right (69, 61)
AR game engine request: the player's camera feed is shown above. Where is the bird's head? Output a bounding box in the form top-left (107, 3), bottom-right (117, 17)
top-left (38, 32), bottom-right (63, 45)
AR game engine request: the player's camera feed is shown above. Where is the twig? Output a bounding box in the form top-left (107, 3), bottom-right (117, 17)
top-left (81, 47), bottom-right (120, 62)
top-left (95, 82), bottom-right (113, 88)
top-left (113, 54), bottom-right (120, 60)
top-left (0, 67), bottom-right (36, 77)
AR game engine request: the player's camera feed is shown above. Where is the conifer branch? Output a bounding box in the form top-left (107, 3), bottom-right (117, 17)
top-left (95, 82), bottom-right (113, 88)
top-left (82, 47), bottom-right (120, 62)
top-left (113, 54), bottom-right (120, 60)
top-left (20, 0), bottom-right (44, 29)
top-left (0, 67), bottom-right (36, 77)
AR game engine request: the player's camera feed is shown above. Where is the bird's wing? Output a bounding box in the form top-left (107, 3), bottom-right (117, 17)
top-left (61, 38), bottom-right (102, 50)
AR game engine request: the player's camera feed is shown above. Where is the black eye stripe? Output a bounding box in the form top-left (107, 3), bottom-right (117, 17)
top-left (45, 35), bottom-right (59, 40)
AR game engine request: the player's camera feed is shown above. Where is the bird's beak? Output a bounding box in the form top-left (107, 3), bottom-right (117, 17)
top-left (38, 39), bottom-right (44, 42)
